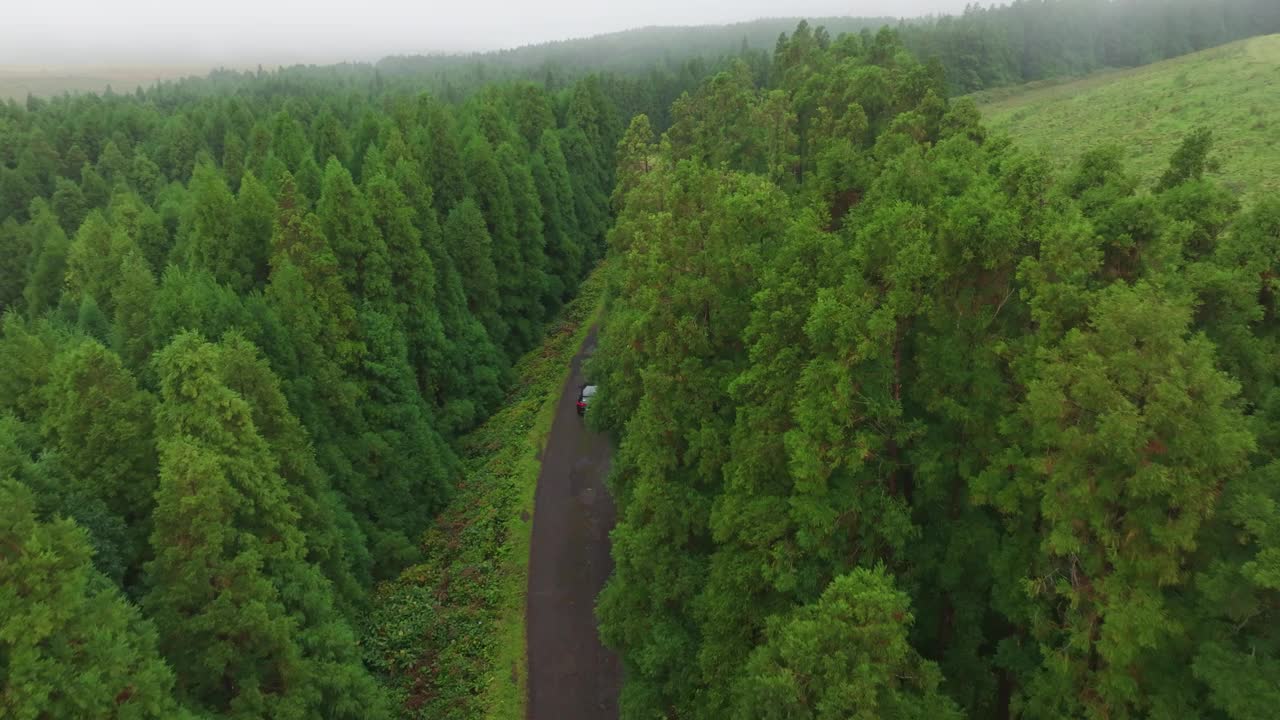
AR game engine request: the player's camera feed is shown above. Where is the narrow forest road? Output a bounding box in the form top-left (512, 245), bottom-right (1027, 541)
top-left (526, 327), bottom-right (621, 720)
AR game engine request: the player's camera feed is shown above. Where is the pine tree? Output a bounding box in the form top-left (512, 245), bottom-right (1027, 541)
top-left (179, 161), bottom-right (240, 286)
top-left (363, 169), bottom-right (448, 397)
top-left (393, 161), bottom-right (505, 430)
top-left (1010, 283), bottom-right (1253, 718)
top-left (532, 129), bottom-right (584, 302)
top-left (270, 110), bottom-right (309, 171)
top-left (497, 142), bottom-right (549, 347)
top-left (0, 481), bottom-right (192, 720)
top-left (107, 191), bottom-right (168, 279)
top-left (51, 176), bottom-right (87, 234)
top-left (316, 158), bottom-right (393, 308)
top-left (145, 332), bottom-right (391, 718)
top-left (146, 265), bottom-right (256, 366)
top-left (462, 135), bottom-right (523, 352)
top-left (414, 94), bottom-right (468, 215)
top-left (232, 170), bottom-right (276, 290)
top-left (80, 163), bottom-right (110, 210)
top-left (65, 210), bottom-right (140, 317)
top-left (0, 218), bottom-right (30, 314)
top-left (351, 307), bottom-right (457, 575)
top-left (612, 114), bottom-right (656, 211)
top-left (596, 162), bottom-right (792, 716)
top-left (41, 340), bottom-right (157, 584)
top-left (443, 198), bottom-right (505, 350)
top-left (128, 149), bottom-right (163, 204)
top-left (558, 125), bottom-right (611, 258)
top-left (111, 250), bottom-right (156, 371)
top-left (96, 140), bottom-right (129, 188)
top-left (733, 568), bottom-right (962, 720)
top-left (211, 331), bottom-right (371, 616)
top-left (222, 130), bottom-right (246, 190)
top-left (313, 109), bottom-right (353, 169)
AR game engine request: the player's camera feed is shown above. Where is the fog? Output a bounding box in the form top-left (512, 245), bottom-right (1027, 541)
top-left (4, 0), bottom-right (975, 67)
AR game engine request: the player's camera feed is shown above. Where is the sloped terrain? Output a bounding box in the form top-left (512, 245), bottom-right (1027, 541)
top-left (977, 35), bottom-right (1280, 200)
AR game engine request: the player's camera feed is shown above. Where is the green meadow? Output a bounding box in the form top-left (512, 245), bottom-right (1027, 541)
top-left (977, 34), bottom-right (1280, 201)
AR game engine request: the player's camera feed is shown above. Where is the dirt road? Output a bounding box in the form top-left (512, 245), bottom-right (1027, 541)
top-left (526, 328), bottom-right (621, 720)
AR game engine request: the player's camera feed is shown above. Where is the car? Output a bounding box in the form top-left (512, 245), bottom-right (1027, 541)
top-left (576, 384), bottom-right (597, 415)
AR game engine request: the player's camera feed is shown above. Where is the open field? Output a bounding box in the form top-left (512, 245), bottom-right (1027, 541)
top-left (0, 64), bottom-right (238, 100)
top-left (975, 35), bottom-right (1280, 201)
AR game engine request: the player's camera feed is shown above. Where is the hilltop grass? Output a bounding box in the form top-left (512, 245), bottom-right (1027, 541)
top-left (974, 35), bottom-right (1280, 201)
top-left (364, 265), bottom-right (607, 720)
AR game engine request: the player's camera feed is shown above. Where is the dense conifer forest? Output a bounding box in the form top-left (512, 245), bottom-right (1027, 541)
top-left (0, 66), bottom-right (624, 716)
top-left (592, 21), bottom-right (1279, 720)
top-left (375, 0), bottom-right (1280, 95)
top-left (1, 0), bottom-right (1278, 718)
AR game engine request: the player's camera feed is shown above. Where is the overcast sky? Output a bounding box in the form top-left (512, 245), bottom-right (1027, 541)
top-left (4, 0), bottom-right (975, 66)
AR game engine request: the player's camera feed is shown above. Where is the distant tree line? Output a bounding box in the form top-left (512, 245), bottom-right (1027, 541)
top-left (900, 0), bottom-right (1280, 92)
top-left (376, 0), bottom-right (1280, 100)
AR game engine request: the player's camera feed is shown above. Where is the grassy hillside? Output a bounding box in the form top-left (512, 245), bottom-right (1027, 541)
top-left (976, 34), bottom-right (1280, 200)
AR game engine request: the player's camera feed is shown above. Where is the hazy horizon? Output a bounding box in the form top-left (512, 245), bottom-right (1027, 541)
top-left (4, 1), bottom-right (975, 68)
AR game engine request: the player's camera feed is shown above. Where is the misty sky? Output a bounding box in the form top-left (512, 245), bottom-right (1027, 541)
top-left (4, 0), bottom-right (974, 66)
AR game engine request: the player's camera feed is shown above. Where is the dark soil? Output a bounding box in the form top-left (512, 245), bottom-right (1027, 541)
top-left (526, 328), bottom-right (621, 720)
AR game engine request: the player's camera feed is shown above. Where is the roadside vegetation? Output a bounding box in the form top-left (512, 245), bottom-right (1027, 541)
top-left (364, 265), bottom-right (604, 720)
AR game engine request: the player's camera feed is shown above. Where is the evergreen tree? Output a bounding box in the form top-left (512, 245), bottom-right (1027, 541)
top-left (41, 340), bottom-right (157, 585)
top-left (65, 210), bottom-right (140, 317)
top-left (0, 218), bottom-right (30, 314)
top-left (443, 198), bottom-right (504, 350)
top-left (231, 170), bottom-right (276, 291)
top-left (733, 567), bottom-right (962, 720)
top-left (96, 139), bottom-right (129, 188)
top-left (107, 191), bottom-right (169, 279)
top-left (414, 94), bottom-right (468, 215)
top-left (394, 161), bottom-right (505, 430)
top-left (612, 114), bottom-right (656, 211)
top-left (111, 250), bottom-right (157, 371)
top-left (145, 332), bottom-right (390, 718)
top-left (1008, 283), bottom-right (1252, 718)
top-left (531, 129), bottom-right (584, 304)
top-left (51, 176), bottom-right (87, 235)
top-left (270, 110), bottom-right (309, 171)
top-left (596, 161), bottom-right (792, 716)
top-left (179, 161), bottom-right (239, 287)
top-left (462, 135), bottom-right (523, 352)
top-left (0, 481), bottom-right (192, 720)
top-left (363, 169), bottom-right (448, 397)
top-left (313, 109), bottom-right (353, 169)
top-left (222, 130), bottom-right (246, 190)
top-left (316, 158), bottom-right (393, 308)
top-left (128, 149), bottom-right (163, 203)
top-left (497, 142), bottom-right (549, 346)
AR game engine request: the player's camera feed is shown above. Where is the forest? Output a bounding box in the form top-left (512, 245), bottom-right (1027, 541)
top-left (1, 0), bottom-right (1277, 718)
top-left (0, 63), bottom-right (623, 717)
top-left (374, 0), bottom-right (1280, 96)
top-left (591, 20), bottom-right (1279, 720)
